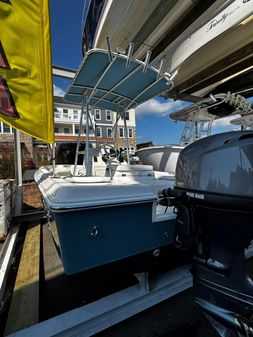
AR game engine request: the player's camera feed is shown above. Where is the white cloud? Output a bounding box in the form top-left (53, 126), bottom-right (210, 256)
top-left (53, 84), bottom-right (65, 97)
top-left (135, 98), bottom-right (189, 117)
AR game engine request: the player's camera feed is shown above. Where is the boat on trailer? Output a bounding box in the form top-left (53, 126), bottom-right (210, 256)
top-left (35, 45), bottom-right (177, 275)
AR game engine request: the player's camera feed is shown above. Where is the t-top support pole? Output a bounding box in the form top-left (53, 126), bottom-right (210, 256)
top-left (52, 143), bottom-right (56, 177)
top-left (73, 94), bottom-right (86, 176)
top-left (84, 99), bottom-right (92, 176)
top-left (123, 110), bottom-right (130, 164)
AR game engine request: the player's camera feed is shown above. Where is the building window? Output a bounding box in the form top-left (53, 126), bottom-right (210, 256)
top-left (3, 123), bottom-right (11, 133)
top-left (54, 127), bottom-right (59, 134)
top-left (128, 128), bottom-right (133, 138)
top-left (119, 127), bottom-right (124, 138)
top-left (107, 128), bottom-right (112, 138)
top-left (73, 110), bottom-right (78, 119)
top-left (63, 109), bottom-right (68, 118)
top-left (96, 127), bottom-right (102, 137)
top-left (106, 110), bottom-right (111, 121)
top-left (75, 127), bottom-right (79, 135)
top-left (55, 112), bottom-right (61, 119)
top-left (121, 111), bottom-right (129, 120)
top-left (95, 109), bottom-right (101, 120)
top-left (64, 127), bottom-right (70, 134)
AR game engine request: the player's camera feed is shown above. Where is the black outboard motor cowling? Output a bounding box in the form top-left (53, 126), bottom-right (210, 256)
top-left (164, 131), bottom-right (253, 337)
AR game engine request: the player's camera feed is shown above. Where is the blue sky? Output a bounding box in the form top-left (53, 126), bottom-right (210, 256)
top-left (50, 0), bottom-right (243, 145)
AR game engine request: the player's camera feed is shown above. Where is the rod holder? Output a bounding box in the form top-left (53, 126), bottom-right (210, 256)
top-left (209, 93), bottom-right (217, 102)
top-left (143, 50), bottom-right (152, 73)
top-left (156, 58), bottom-right (165, 79)
top-left (169, 69), bottom-right (178, 82)
top-left (225, 91), bottom-right (231, 103)
top-left (246, 101), bottom-right (252, 112)
top-left (106, 36), bottom-right (113, 63)
top-left (126, 43), bottom-right (134, 67)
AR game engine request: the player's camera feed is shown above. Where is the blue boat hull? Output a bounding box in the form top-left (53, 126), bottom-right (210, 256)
top-left (52, 202), bottom-right (175, 275)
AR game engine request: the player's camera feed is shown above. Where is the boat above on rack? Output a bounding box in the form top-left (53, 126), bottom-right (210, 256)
top-left (35, 45), bottom-right (178, 275)
top-left (82, 0), bottom-right (253, 101)
top-left (170, 92), bottom-right (253, 145)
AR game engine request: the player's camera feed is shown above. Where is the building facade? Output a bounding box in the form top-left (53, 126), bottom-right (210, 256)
top-left (51, 96), bottom-right (136, 153)
top-left (0, 96), bottom-right (136, 168)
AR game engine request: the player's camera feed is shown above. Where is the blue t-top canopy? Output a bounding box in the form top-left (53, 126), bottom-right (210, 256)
top-left (64, 49), bottom-right (172, 112)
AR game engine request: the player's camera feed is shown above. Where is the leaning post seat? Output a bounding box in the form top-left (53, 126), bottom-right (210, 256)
top-left (161, 131), bottom-right (253, 336)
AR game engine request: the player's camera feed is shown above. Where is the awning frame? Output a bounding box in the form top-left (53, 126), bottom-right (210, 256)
top-left (64, 39), bottom-right (175, 176)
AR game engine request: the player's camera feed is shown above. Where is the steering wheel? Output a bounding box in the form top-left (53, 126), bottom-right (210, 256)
top-left (100, 143), bottom-right (119, 162)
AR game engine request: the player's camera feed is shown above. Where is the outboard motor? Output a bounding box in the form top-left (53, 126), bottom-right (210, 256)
top-left (159, 131), bottom-right (253, 337)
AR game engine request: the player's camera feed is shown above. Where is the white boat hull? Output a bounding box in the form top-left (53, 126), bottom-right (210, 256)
top-left (136, 146), bottom-right (183, 174)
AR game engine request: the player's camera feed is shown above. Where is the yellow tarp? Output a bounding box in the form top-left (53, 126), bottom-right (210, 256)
top-left (0, 0), bottom-right (54, 143)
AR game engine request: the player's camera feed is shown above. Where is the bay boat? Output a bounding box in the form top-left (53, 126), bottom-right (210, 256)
top-left (136, 145), bottom-right (183, 174)
top-left (35, 45), bottom-right (177, 275)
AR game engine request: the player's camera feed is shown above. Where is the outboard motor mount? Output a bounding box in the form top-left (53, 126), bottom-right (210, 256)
top-left (160, 131), bottom-right (253, 337)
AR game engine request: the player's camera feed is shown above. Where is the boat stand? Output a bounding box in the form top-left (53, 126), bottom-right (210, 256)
top-left (9, 267), bottom-right (191, 337)
top-left (3, 219), bottom-right (192, 337)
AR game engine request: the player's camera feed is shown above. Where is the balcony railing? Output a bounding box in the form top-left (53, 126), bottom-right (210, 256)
top-left (55, 132), bottom-right (95, 136)
top-left (54, 114), bottom-right (89, 122)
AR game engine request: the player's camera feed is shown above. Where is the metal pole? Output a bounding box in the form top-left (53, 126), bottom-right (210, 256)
top-left (106, 36), bottom-right (113, 63)
top-left (52, 143), bottom-right (56, 177)
top-left (85, 101), bottom-right (91, 176)
top-left (126, 43), bottom-right (134, 67)
top-left (112, 112), bottom-right (121, 151)
top-left (73, 95), bottom-right (86, 176)
top-left (13, 129), bottom-right (23, 216)
top-left (123, 111), bottom-right (130, 163)
top-left (143, 50), bottom-right (152, 73)
top-left (13, 129), bottom-right (22, 186)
